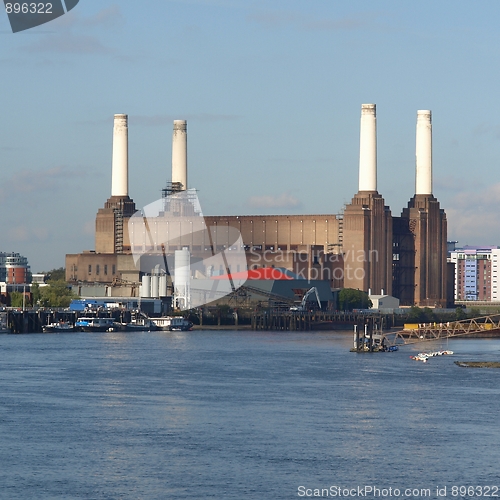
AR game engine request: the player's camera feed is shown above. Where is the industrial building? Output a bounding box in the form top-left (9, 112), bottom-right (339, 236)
top-left (66, 105), bottom-right (450, 308)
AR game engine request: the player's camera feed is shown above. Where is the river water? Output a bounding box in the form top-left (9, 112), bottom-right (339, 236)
top-left (0, 330), bottom-right (498, 499)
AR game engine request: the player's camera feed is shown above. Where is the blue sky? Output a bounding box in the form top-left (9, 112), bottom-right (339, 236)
top-left (1, 0), bottom-right (500, 271)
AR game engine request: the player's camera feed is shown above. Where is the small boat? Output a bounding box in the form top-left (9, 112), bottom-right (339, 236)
top-left (150, 316), bottom-right (193, 331)
top-left (150, 317), bottom-right (173, 331)
top-left (169, 317), bottom-right (193, 331)
top-left (123, 318), bottom-right (159, 332)
top-left (42, 321), bottom-right (75, 333)
top-left (410, 350), bottom-right (454, 362)
top-left (75, 317), bottom-right (118, 332)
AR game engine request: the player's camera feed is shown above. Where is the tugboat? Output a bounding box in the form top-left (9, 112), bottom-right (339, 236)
top-left (42, 320), bottom-right (75, 333)
top-left (123, 313), bottom-right (159, 332)
top-left (169, 317), bottom-right (193, 331)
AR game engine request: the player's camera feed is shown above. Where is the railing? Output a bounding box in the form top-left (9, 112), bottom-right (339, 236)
top-left (383, 314), bottom-right (500, 346)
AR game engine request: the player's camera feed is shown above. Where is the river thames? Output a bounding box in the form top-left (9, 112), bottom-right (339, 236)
top-left (0, 330), bottom-right (498, 499)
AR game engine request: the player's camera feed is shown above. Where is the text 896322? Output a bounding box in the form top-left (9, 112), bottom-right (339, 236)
top-left (5, 3), bottom-right (53, 14)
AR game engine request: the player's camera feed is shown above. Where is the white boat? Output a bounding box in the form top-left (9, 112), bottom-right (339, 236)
top-left (151, 316), bottom-right (193, 331)
top-left (410, 350), bottom-right (454, 362)
top-left (150, 317), bottom-right (173, 331)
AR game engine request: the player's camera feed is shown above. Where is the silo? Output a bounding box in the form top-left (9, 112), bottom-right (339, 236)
top-left (141, 275), bottom-right (151, 298)
top-left (159, 275), bottom-right (167, 297)
top-left (151, 275), bottom-right (160, 298)
top-left (174, 248), bottom-right (191, 310)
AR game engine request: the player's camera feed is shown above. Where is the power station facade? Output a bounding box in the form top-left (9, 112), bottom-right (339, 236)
top-left (66, 105), bottom-right (449, 307)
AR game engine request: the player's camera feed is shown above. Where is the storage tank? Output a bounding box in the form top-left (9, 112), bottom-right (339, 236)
top-left (141, 275), bottom-right (151, 298)
top-left (151, 275), bottom-right (160, 299)
top-left (159, 275), bottom-right (167, 297)
top-left (174, 248), bottom-right (191, 310)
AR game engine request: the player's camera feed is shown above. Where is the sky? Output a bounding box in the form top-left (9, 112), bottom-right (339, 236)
top-left (1, 0), bottom-right (500, 272)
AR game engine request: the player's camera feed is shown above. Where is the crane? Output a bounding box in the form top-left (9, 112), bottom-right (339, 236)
top-left (290, 287), bottom-right (321, 311)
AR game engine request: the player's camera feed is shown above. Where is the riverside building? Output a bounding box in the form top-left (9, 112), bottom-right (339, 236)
top-left (0, 252), bottom-right (31, 284)
top-left (449, 246), bottom-right (500, 302)
top-left (66, 105), bottom-right (450, 307)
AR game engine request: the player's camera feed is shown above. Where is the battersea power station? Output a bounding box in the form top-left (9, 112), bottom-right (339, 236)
top-left (66, 105), bottom-right (450, 307)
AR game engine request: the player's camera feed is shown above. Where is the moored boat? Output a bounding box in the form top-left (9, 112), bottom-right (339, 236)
top-left (42, 321), bottom-right (75, 333)
top-left (75, 317), bottom-right (118, 332)
top-left (169, 317), bottom-right (193, 331)
top-left (150, 317), bottom-right (173, 331)
top-left (123, 318), bottom-right (159, 332)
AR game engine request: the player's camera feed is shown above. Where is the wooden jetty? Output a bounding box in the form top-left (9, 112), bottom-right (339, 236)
top-left (1, 309), bottom-right (131, 334)
top-left (251, 310), bottom-right (389, 332)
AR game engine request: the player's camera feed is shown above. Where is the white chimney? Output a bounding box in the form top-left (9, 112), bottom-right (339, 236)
top-left (111, 114), bottom-right (128, 197)
top-left (358, 104), bottom-right (377, 192)
top-left (415, 110), bottom-right (432, 195)
top-left (172, 120), bottom-right (187, 190)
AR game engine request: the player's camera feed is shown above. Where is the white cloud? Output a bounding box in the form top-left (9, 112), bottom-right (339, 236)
top-left (446, 182), bottom-right (500, 245)
top-left (247, 9), bottom-right (381, 32)
top-left (21, 32), bottom-right (111, 54)
top-left (247, 192), bottom-right (302, 210)
top-left (132, 113), bottom-right (239, 127)
top-left (19, 5), bottom-right (123, 55)
top-left (83, 221), bottom-right (95, 235)
top-left (0, 165), bottom-right (90, 202)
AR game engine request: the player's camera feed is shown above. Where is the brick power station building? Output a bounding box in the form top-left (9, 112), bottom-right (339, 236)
top-left (66, 105), bottom-right (450, 307)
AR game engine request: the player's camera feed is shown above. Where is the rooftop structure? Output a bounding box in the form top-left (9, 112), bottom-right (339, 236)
top-left (0, 252), bottom-right (31, 284)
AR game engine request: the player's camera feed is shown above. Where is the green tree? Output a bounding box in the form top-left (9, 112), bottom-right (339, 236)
top-left (469, 307), bottom-right (481, 318)
top-left (31, 282), bottom-right (41, 306)
top-left (422, 307), bottom-right (437, 323)
top-left (45, 268), bottom-right (66, 282)
top-left (9, 291), bottom-right (24, 308)
top-left (339, 288), bottom-right (372, 311)
top-left (38, 280), bottom-right (76, 308)
top-left (407, 306), bottom-right (437, 323)
top-left (407, 306), bottom-right (424, 322)
top-left (455, 307), bottom-right (466, 321)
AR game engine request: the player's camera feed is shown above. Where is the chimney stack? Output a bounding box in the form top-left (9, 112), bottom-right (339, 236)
top-left (111, 114), bottom-right (128, 197)
top-left (172, 120), bottom-right (187, 190)
top-left (358, 104), bottom-right (377, 192)
top-left (415, 110), bottom-right (432, 195)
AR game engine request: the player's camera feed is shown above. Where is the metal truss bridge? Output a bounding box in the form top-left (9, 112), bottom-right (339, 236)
top-left (383, 314), bottom-right (500, 347)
